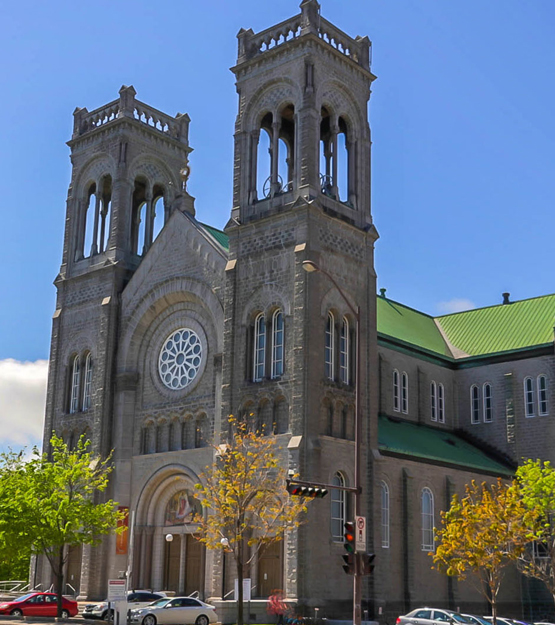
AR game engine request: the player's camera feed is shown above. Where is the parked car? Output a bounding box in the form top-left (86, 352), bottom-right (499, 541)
top-left (482, 616), bottom-right (529, 625)
top-left (130, 596), bottom-right (218, 625)
top-left (0, 592), bottom-right (78, 619)
top-left (397, 609), bottom-right (474, 625)
top-left (463, 615), bottom-right (491, 625)
top-left (83, 590), bottom-right (166, 621)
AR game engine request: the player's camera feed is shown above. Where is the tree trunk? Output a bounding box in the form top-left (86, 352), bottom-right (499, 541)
top-left (56, 546), bottom-right (65, 618)
top-left (237, 557), bottom-right (244, 625)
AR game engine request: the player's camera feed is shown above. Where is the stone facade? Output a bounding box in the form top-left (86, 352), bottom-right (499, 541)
top-left (36, 1), bottom-right (555, 622)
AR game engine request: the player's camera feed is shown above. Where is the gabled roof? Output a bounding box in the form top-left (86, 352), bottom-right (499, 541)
top-left (377, 297), bottom-right (452, 358)
top-left (377, 293), bottom-right (555, 360)
top-left (378, 415), bottom-right (514, 477)
top-left (436, 294), bottom-right (555, 356)
top-left (198, 221), bottom-right (229, 250)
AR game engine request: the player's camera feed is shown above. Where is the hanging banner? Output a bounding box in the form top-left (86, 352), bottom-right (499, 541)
top-left (116, 506), bottom-right (129, 555)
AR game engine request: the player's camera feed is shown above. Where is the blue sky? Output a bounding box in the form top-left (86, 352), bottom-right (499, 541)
top-left (0, 0), bottom-right (554, 450)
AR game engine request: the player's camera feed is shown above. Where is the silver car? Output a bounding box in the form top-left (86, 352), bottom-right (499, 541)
top-left (397, 608), bottom-right (473, 625)
top-left (130, 597), bottom-right (217, 625)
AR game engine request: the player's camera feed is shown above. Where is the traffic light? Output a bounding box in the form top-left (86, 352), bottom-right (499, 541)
top-left (286, 480), bottom-right (328, 498)
top-left (361, 553), bottom-right (375, 576)
top-left (344, 521), bottom-right (355, 553)
top-left (342, 553), bottom-right (355, 575)
top-left (342, 521), bottom-right (356, 574)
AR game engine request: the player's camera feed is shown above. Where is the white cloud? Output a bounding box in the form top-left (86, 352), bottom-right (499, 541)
top-left (436, 298), bottom-right (476, 315)
top-left (0, 359), bottom-right (48, 451)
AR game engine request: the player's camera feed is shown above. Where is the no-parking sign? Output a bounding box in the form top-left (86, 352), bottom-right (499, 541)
top-left (355, 515), bottom-right (366, 552)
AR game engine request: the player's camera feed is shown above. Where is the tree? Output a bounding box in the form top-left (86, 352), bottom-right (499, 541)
top-left (433, 479), bottom-right (530, 625)
top-left (0, 435), bottom-right (124, 617)
top-left (512, 459), bottom-right (555, 607)
top-left (194, 417), bottom-right (307, 625)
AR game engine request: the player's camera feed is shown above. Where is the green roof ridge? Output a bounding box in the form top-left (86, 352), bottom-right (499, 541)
top-left (435, 292), bottom-right (555, 320)
top-left (197, 220), bottom-right (229, 250)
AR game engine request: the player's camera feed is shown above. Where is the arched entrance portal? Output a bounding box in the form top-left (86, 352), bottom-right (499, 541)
top-left (133, 466), bottom-right (206, 597)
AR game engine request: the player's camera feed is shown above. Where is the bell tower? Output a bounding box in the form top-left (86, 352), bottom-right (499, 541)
top-left (230, 0), bottom-right (375, 230)
top-left (222, 0), bottom-right (379, 612)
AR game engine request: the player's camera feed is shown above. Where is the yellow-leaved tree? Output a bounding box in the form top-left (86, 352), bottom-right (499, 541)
top-left (433, 479), bottom-right (530, 625)
top-left (194, 417), bottom-right (307, 625)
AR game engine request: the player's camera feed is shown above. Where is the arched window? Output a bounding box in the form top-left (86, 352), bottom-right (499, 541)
top-left (339, 317), bottom-right (350, 384)
top-left (253, 313), bottom-right (266, 382)
top-left (401, 372), bottom-right (408, 413)
top-left (438, 383), bottom-right (445, 423)
top-left (381, 482), bottom-right (390, 548)
top-left (69, 355), bottom-right (81, 414)
top-left (393, 370), bottom-right (400, 412)
top-left (483, 383), bottom-right (492, 422)
top-left (430, 382), bottom-right (437, 422)
top-left (131, 178), bottom-right (148, 255)
top-left (421, 487), bottom-right (434, 551)
top-left (82, 183), bottom-right (97, 259)
top-left (538, 375), bottom-right (548, 416)
top-left (97, 175), bottom-right (112, 254)
top-left (325, 312), bottom-right (335, 380)
top-left (471, 385), bottom-right (480, 424)
top-left (271, 309), bottom-right (284, 379)
top-left (82, 353), bottom-right (93, 412)
top-left (152, 186), bottom-right (166, 242)
top-left (331, 472), bottom-right (347, 542)
top-left (524, 377), bottom-right (535, 417)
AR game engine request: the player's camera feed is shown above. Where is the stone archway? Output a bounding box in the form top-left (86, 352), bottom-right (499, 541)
top-left (132, 467), bottom-right (206, 596)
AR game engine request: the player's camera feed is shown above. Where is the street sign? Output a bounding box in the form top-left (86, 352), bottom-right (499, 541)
top-left (234, 578), bottom-right (252, 601)
top-left (107, 579), bottom-right (127, 602)
top-left (355, 515), bottom-right (366, 553)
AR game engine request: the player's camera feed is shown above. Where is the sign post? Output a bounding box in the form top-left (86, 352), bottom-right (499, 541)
top-left (108, 579), bottom-right (127, 625)
top-left (355, 515), bottom-right (366, 553)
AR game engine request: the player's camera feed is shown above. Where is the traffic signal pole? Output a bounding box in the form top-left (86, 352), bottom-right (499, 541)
top-left (302, 260), bottom-right (363, 625)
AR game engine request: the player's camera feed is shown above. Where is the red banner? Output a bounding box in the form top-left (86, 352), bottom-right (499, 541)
top-left (116, 506), bottom-right (129, 555)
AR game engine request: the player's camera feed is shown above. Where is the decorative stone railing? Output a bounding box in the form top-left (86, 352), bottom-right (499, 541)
top-left (72, 85), bottom-right (190, 144)
top-left (236, 0), bottom-right (371, 70)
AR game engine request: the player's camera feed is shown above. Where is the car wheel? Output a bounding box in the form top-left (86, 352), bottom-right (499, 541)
top-left (196, 615), bottom-right (210, 625)
top-left (143, 615), bottom-right (157, 625)
top-left (10, 609), bottom-right (23, 617)
top-left (102, 610), bottom-right (114, 623)
top-left (61, 609), bottom-right (70, 619)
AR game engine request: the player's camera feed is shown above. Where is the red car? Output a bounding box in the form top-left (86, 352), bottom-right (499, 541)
top-left (0, 592), bottom-right (78, 618)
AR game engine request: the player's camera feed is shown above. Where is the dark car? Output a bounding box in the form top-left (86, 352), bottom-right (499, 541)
top-left (0, 592), bottom-right (78, 619)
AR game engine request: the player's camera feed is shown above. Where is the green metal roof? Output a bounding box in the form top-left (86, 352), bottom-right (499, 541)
top-left (377, 296), bottom-right (452, 358)
top-left (436, 294), bottom-right (555, 356)
top-left (198, 221), bottom-right (229, 250)
top-left (378, 415), bottom-right (514, 476)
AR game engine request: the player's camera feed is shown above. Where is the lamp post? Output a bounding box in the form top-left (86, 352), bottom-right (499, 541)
top-left (302, 259), bottom-right (362, 625)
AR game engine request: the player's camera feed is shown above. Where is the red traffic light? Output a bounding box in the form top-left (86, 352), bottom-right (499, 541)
top-left (286, 480), bottom-right (328, 498)
top-left (344, 521), bottom-right (355, 554)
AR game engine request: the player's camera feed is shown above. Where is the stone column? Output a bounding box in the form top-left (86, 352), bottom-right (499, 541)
top-left (178, 533), bottom-right (187, 594)
top-left (271, 120), bottom-right (281, 195)
top-left (90, 192), bottom-right (101, 256)
top-left (331, 123), bottom-right (339, 199)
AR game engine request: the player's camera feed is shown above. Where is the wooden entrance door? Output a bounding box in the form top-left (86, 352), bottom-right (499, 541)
top-left (257, 542), bottom-right (282, 598)
top-left (185, 535), bottom-right (203, 595)
top-left (165, 535), bottom-right (181, 592)
top-left (66, 544), bottom-right (82, 594)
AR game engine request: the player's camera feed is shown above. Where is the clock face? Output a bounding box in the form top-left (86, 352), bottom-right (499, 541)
top-left (158, 328), bottom-right (203, 390)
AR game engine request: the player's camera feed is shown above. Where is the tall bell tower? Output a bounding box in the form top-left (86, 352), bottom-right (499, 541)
top-left (222, 0), bottom-right (379, 612)
top-left (230, 0), bottom-right (374, 229)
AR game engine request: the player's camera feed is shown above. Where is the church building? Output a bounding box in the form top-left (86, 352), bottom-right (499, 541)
top-left (37, 1), bottom-right (555, 621)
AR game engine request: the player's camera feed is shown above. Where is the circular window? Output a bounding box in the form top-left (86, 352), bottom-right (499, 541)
top-left (158, 328), bottom-right (203, 390)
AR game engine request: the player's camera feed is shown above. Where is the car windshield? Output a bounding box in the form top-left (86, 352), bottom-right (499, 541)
top-left (149, 599), bottom-right (170, 608)
top-left (451, 614), bottom-right (473, 623)
top-left (465, 616), bottom-right (490, 625)
top-left (13, 594), bottom-right (36, 603)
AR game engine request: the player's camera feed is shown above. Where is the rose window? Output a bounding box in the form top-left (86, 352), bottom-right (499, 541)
top-left (158, 328), bottom-right (203, 390)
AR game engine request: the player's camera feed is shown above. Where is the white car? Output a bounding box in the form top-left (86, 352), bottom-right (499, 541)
top-left (130, 597), bottom-right (217, 625)
top-left (83, 591), bottom-right (166, 621)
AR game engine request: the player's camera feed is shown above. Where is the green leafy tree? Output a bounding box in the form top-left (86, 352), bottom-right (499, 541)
top-left (512, 459), bottom-right (555, 606)
top-left (194, 417), bottom-right (307, 625)
top-left (433, 479), bottom-right (530, 625)
top-left (0, 435), bottom-right (124, 617)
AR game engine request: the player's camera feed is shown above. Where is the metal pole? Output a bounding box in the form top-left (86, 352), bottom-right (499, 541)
top-left (301, 260), bottom-right (362, 625)
top-left (353, 309), bottom-right (361, 625)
